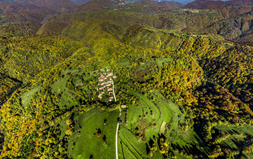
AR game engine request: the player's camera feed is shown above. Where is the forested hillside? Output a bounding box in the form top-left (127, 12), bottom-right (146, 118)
top-left (183, 0), bottom-right (253, 10)
top-left (0, 0), bottom-right (78, 13)
top-left (182, 0), bottom-right (253, 43)
top-left (0, 0), bottom-right (253, 159)
top-left (0, 2), bottom-right (57, 23)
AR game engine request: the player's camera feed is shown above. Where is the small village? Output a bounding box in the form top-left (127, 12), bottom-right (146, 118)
top-left (97, 69), bottom-right (117, 102)
top-left (97, 69), bottom-right (128, 109)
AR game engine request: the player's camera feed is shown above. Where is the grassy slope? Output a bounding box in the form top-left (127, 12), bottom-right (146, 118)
top-left (216, 124), bottom-right (253, 149)
top-left (119, 127), bottom-right (147, 159)
top-left (119, 88), bottom-right (175, 158)
top-left (21, 85), bottom-right (41, 108)
top-left (152, 89), bottom-right (184, 137)
top-left (127, 89), bottom-right (160, 119)
top-left (69, 109), bottom-right (119, 159)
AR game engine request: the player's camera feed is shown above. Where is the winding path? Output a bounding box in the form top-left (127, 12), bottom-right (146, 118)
top-left (111, 71), bottom-right (120, 159)
top-left (116, 122), bottom-right (119, 159)
top-left (116, 108), bottom-right (122, 159)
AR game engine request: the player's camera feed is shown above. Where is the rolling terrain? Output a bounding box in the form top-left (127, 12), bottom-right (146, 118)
top-left (181, 0), bottom-right (253, 44)
top-left (0, 2), bottom-right (58, 37)
top-left (0, 0), bottom-right (78, 13)
top-left (0, 1), bottom-right (253, 159)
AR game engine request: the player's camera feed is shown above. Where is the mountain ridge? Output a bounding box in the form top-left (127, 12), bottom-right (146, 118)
top-left (74, 0), bottom-right (184, 13)
top-left (183, 0), bottom-right (253, 10)
top-left (0, 0), bottom-right (78, 12)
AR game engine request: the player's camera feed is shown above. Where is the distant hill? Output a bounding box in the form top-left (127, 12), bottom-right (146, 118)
top-left (74, 0), bottom-right (183, 13)
top-left (70, 0), bottom-right (90, 5)
top-left (122, 0), bottom-right (161, 12)
top-left (183, 0), bottom-right (226, 9)
top-left (226, 0), bottom-right (253, 6)
top-left (0, 1), bottom-right (56, 14)
top-left (183, 0), bottom-right (253, 10)
top-left (0, 0), bottom-right (78, 13)
top-left (156, 0), bottom-right (184, 9)
top-left (180, 0), bottom-right (253, 42)
top-left (71, 0), bottom-right (184, 7)
top-left (0, 2), bottom-right (57, 25)
top-left (74, 0), bottom-right (114, 12)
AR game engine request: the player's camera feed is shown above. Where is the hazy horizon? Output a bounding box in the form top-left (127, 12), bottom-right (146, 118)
top-left (172, 0), bottom-right (230, 4)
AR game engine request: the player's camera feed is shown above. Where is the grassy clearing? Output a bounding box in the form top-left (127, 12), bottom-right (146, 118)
top-left (152, 89), bottom-right (184, 136)
top-left (215, 124), bottom-right (253, 149)
top-left (129, 103), bottom-right (142, 127)
top-left (59, 116), bottom-right (70, 141)
top-left (136, 62), bottom-right (151, 72)
top-left (151, 150), bottom-right (164, 159)
top-left (121, 110), bottom-right (126, 126)
top-left (118, 137), bottom-right (123, 159)
top-left (117, 57), bottom-right (130, 66)
top-left (120, 89), bottom-right (196, 158)
top-left (51, 77), bottom-right (68, 95)
top-left (183, 129), bottom-right (205, 146)
top-left (141, 103), bottom-right (153, 123)
top-left (220, 135), bottom-right (247, 149)
top-left (69, 109), bottom-right (119, 159)
top-left (61, 66), bottom-right (98, 77)
top-left (119, 138), bottom-right (138, 159)
top-left (127, 89), bottom-right (160, 121)
top-left (156, 58), bottom-right (173, 67)
top-left (119, 127), bottom-right (147, 159)
top-left (151, 89), bottom-right (197, 155)
top-left (145, 128), bottom-right (159, 142)
top-left (21, 85), bottom-right (41, 108)
top-left (72, 77), bottom-right (81, 86)
top-left (61, 69), bottom-right (79, 75)
top-left (57, 91), bottom-right (75, 109)
top-left (216, 125), bottom-right (253, 135)
top-left (119, 89), bottom-right (175, 158)
top-left (154, 96), bottom-right (171, 131)
top-left (83, 74), bottom-right (97, 81)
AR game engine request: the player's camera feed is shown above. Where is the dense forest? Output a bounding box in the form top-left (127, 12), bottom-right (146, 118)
top-left (0, 0), bottom-right (253, 158)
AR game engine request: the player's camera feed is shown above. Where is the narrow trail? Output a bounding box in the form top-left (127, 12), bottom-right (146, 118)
top-left (111, 71), bottom-right (120, 159)
top-left (116, 122), bottom-right (119, 159)
top-left (116, 107), bottom-right (121, 159)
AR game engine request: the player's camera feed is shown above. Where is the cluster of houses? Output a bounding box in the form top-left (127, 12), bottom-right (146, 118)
top-left (97, 70), bottom-right (117, 101)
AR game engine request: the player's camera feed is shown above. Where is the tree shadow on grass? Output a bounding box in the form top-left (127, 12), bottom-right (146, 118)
top-left (146, 143), bottom-right (150, 155)
top-left (120, 140), bottom-right (125, 159)
top-left (231, 138), bottom-right (246, 149)
top-left (172, 142), bottom-right (209, 158)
